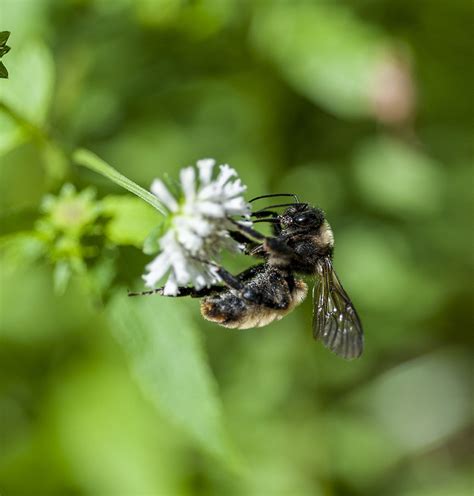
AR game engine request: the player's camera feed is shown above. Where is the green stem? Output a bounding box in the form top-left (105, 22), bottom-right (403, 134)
top-left (0, 100), bottom-right (68, 184)
top-left (0, 101), bottom-right (46, 142)
top-left (73, 149), bottom-right (166, 215)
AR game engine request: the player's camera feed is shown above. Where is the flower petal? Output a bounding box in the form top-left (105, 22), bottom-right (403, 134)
top-left (223, 179), bottom-right (246, 198)
top-left (180, 166), bottom-right (196, 201)
top-left (163, 273), bottom-right (179, 295)
top-left (144, 158), bottom-right (252, 295)
top-left (197, 158), bottom-right (215, 185)
top-left (151, 179), bottom-right (179, 212)
top-left (197, 201), bottom-right (225, 217)
top-left (223, 197), bottom-right (249, 215)
top-left (216, 164), bottom-right (237, 186)
top-left (143, 251), bottom-right (171, 288)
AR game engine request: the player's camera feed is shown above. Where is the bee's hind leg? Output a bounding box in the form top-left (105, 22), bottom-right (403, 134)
top-left (193, 257), bottom-right (264, 305)
top-left (128, 285), bottom-right (224, 298)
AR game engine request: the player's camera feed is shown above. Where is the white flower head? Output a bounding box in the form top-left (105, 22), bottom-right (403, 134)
top-left (143, 159), bottom-right (251, 295)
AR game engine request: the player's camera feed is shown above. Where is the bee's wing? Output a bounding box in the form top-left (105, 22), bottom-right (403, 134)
top-left (312, 257), bottom-right (364, 360)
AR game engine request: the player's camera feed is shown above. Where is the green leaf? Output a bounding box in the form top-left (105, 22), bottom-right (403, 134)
top-left (73, 149), bottom-right (166, 215)
top-left (0, 62), bottom-right (7, 79)
top-left (53, 260), bottom-right (72, 295)
top-left (143, 219), bottom-right (170, 255)
top-left (0, 31), bottom-right (10, 46)
top-left (0, 232), bottom-right (46, 269)
top-left (0, 40), bottom-right (54, 153)
top-left (102, 195), bottom-right (161, 247)
top-left (251, 3), bottom-right (384, 118)
top-left (353, 136), bottom-right (443, 217)
top-left (107, 291), bottom-right (239, 468)
top-left (51, 363), bottom-right (184, 495)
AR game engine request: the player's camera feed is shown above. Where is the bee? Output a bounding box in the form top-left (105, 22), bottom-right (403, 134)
top-left (129, 194), bottom-right (363, 360)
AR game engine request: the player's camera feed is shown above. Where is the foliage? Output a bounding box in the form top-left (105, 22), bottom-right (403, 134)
top-left (1, 1), bottom-right (472, 495)
top-left (0, 31), bottom-right (11, 78)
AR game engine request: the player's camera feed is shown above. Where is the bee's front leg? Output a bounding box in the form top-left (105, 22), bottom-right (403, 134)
top-left (229, 218), bottom-right (294, 258)
top-left (228, 219), bottom-right (266, 243)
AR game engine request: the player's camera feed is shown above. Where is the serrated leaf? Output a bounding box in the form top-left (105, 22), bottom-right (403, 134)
top-left (0, 45), bottom-right (10, 57)
top-left (107, 291), bottom-right (239, 468)
top-left (102, 195), bottom-right (161, 248)
top-left (0, 31), bottom-right (10, 46)
top-left (0, 61), bottom-right (8, 78)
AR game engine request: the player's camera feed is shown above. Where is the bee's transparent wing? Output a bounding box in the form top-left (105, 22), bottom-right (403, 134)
top-left (312, 257), bottom-right (364, 360)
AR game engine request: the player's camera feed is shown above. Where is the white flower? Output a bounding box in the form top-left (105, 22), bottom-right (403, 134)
top-left (143, 159), bottom-right (251, 295)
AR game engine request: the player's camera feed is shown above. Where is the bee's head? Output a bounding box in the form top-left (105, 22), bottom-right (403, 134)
top-left (279, 204), bottom-right (325, 234)
top-left (249, 194), bottom-right (328, 238)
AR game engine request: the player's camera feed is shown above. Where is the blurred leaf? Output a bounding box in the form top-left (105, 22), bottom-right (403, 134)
top-left (2, 1), bottom-right (48, 43)
top-left (0, 40), bottom-right (54, 155)
top-left (370, 351), bottom-right (472, 452)
top-left (400, 469), bottom-right (473, 496)
top-left (335, 225), bottom-right (444, 321)
top-left (0, 263), bottom-right (94, 342)
top-left (51, 362), bottom-right (184, 495)
top-left (39, 140), bottom-right (69, 186)
top-left (102, 195), bottom-right (161, 248)
top-left (0, 231), bottom-right (46, 269)
top-left (275, 162), bottom-right (345, 213)
top-left (143, 220), bottom-right (170, 255)
top-left (88, 251), bottom-right (118, 296)
top-left (353, 137), bottom-right (443, 217)
top-left (107, 291), bottom-right (239, 468)
top-left (251, 2), bottom-right (384, 118)
top-left (53, 260), bottom-right (71, 295)
top-left (324, 414), bottom-right (402, 488)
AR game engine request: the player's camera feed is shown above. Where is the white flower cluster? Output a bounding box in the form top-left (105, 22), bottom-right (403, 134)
top-left (143, 159), bottom-right (250, 295)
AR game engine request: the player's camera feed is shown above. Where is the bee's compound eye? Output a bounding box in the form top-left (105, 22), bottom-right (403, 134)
top-left (295, 213), bottom-right (316, 225)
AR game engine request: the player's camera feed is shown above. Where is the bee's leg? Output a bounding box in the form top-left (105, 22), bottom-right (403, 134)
top-left (128, 285), bottom-right (224, 298)
top-left (251, 210), bottom-right (279, 219)
top-left (230, 218), bottom-right (292, 258)
top-left (208, 264), bottom-right (245, 292)
top-left (264, 236), bottom-right (294, 256)
top-left (251, 211), bottom-right (282, 236)
top-left (194, 258), bottom-right (265, 305)
top-left (259, 279), bottom-right (292, 310)
top-left (228, 219), bottom-right (266, 243)
top-left (228, 230), bottom-right (256, 253)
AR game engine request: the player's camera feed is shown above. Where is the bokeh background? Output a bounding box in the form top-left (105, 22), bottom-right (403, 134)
top-left (1, 1), bottom-right (473, 495)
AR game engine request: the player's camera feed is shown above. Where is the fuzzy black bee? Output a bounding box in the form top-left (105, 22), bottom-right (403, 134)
top-left (129, 194), bottom-right (363, 360)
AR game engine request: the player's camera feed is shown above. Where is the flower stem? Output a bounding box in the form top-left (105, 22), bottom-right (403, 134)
top-left (73, 148), bottom-right (166, 214)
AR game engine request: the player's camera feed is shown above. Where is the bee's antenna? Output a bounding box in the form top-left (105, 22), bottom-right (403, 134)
top-left (249, 193), bottom-right (299, 203)
top-left (252, 218), bottom-right (280, 224)
top-left (253, 202), bottom-right (308, 215)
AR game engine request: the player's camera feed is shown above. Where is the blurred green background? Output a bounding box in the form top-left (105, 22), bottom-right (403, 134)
top-left (1, 1), bottom-right (473, 495)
